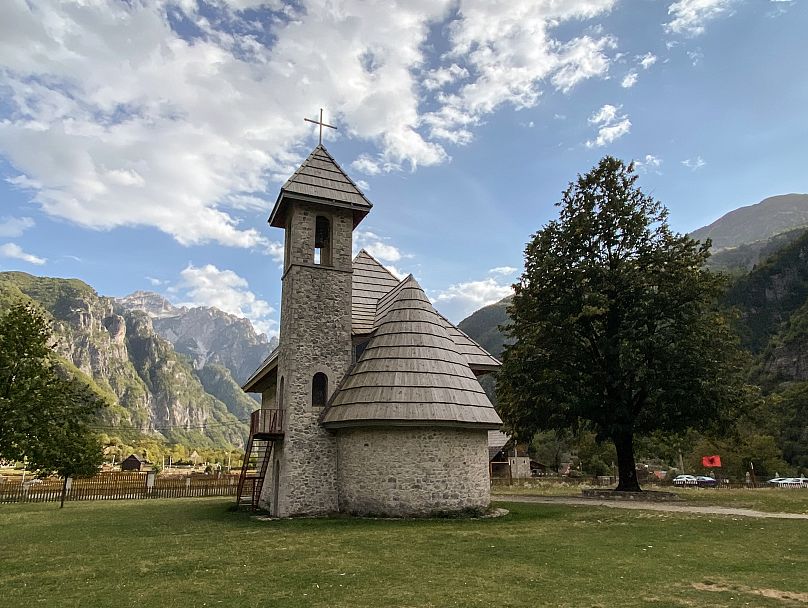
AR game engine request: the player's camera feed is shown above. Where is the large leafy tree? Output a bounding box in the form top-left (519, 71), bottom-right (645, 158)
top-left (497, 157), bottom-right (750, 491)
top-left (0, 303), bottom-right (105, 504)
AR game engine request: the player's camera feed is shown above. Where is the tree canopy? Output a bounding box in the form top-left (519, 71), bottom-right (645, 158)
top-left (0, 302), bottom-right (105, 488)
top-left (497, 157), bottom-right (751, 491)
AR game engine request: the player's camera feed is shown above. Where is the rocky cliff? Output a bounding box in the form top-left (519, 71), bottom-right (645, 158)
top-left (0, 272), bottom-right (248, 449)
top-left (117, 291), bottom-right (277, 385)
top-left (723, 229), bottom-right (808, 354)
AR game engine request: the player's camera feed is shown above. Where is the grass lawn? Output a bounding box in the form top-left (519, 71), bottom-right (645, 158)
top-left (493, 482), bottom-right (808, 514)
top-left (1, 498), bottom-right (806, 607)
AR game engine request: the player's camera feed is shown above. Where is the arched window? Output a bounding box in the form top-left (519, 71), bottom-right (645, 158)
top-left (278, 376), bottom-right (285, 410)
top-left (312, 372), bottom-right (328, 407)
top-left (314, 216), bottom-right (331, 266)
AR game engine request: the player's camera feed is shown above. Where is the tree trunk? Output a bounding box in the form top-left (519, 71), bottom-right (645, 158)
top-left (60, 476), bottom-right (68, 509)
top-left (613, 431), bottom-right (641, 492)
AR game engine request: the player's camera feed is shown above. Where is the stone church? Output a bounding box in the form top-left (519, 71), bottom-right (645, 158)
top-left (241, 143), bottom-right (502, 517)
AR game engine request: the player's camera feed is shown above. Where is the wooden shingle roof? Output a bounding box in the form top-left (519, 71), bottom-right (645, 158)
top-left (436, 313), bottom-right (502, 372)
top-left (242, 252), bottom-right (502, 393)
top-left (241, 346), bottom-right (278, 393)
top-left (321, 276), bottom-right (502, 429)
top-left (351, 251), bottom-right (501, 372)
top-left (488, 430), bottom-right (511, 460)
top-left (269, 145), bottom-right (373, 228)
top-left (352, 250), bottom-right (400, 334)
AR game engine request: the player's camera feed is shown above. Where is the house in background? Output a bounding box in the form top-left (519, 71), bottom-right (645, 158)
top-left (121, 454), bottom-right (147, 472)
top-left (488, 431), bottom-right (536, 480)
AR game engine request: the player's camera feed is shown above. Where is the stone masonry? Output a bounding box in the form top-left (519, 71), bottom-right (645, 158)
top-left (335, 427), bottom-right (491, 516)
top-left (259, 201), bottom-right (354, 517)
top-left (249, 144), bottom-right (503, 518)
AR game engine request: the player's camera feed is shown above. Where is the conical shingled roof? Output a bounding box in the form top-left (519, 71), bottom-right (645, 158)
top-left (321, 276), bottom-right (502, 429)
top-left (435, 312), bottom-right (501, 371)
top-left (269, 144), bottom-right (372, 228)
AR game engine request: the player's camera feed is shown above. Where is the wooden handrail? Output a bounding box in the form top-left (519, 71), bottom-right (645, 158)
top-left (250, 408), bottom-right (284, 436)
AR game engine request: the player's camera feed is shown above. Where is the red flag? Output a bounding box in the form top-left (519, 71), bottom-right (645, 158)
top-left (702, 455), bottom-right (722, 467)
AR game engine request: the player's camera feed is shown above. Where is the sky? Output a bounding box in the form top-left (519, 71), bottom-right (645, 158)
top-left (0, 0), bottom-right (806, 337)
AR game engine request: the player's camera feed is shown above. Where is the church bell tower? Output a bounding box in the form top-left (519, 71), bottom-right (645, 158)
top-left (260, 143), bottom-right (372, 516)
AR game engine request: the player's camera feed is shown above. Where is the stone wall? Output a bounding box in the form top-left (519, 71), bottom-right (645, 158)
top-left (260, 201), bottom-right (354, 517)
top-left (335, 427), bottom-right (491, 516)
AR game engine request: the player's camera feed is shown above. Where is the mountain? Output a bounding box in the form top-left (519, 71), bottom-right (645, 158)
top-left (457, 296), bottom-right (511, 360)
top-left (0, 272), bottom-right (250, 450)
top-left (117, 291), bottom-right (277, 385)
top-left (722, 232), bottom-right (808, 469)
top-left (706, 227), bottom-right (807, 274)
top-left (117, 290), bottom-right (182, 319)
top-left (723, 229), bottom-right (808, 354)
top-left (690, 193), bottom-right (808, 252)
top-left (459, 194), bottom-right (808, 359)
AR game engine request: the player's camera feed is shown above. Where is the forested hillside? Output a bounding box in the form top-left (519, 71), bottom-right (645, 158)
top-left (457, 296), bottom-right (511, 359)
top-left (723, 230), bottom-right (808, 353)
top-left (706, 227), bottom-right (807, 274)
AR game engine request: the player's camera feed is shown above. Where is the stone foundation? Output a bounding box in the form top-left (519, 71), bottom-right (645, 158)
top-left (335, 426), bottom-right (490, 516)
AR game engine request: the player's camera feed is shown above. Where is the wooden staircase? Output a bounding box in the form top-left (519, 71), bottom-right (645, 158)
top-left (236, 408), bottom-right (284, 511)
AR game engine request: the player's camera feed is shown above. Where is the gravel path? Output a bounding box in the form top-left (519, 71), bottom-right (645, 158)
top-left (496, 495), bottom-right (808, 520)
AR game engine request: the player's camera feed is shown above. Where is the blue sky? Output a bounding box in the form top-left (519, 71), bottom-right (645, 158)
top-left (0, 0), bottom-right (806, 336)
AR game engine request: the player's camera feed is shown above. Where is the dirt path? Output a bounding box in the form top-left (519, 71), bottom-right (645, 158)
top-left (496, 495), bottom-right (808, 519)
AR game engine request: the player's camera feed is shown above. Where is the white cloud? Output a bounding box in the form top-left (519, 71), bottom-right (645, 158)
top-left (634, 154), bottom-right (663, 173)
top-left (422, 64), bottom-right (469, 91)
top-left (0, 0), bottom-right (620, 252)
top-left (177, 264), bottom-right (277, 336)
top-left (589, 104), bottom-right (620, 125)
top-left (638, 52), bottom-right (657, 69)
top-left (433, 277), bottom-right (513, 322)
top-left (355, 179), bottom-right (370, 192)
top-left (621, 72), bottom-right (638, 88)
top-left (687, 49), bottom-right (704, 66)
top-left (264, 241), bottom-right (285, 265)
top-left (489, 266), bottom-right (517, 276)
top-left (354, 231), bottom-right (404, 263)
top-left (665, 0), bottom-right (736, 36)
top-left (0, 242), bottom-right (47, 265)
top-left (585, 104), bottom-right (631, 148)
top-left (0, 216), bottom-right (35, 238)
top-left (682, 156), bottom-right (706, 170)
top-left (385, 265), bottom-right (408, 280)
top-left (550, 35), bottom-right (617, 93)
top-left (146, 276), bottom-right (168, 286)
top-left (351, 155), bottom-right (382, 176)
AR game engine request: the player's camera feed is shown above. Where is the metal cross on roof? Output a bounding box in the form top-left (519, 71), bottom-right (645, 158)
top-left (304, 108), bottom-right (337, 145)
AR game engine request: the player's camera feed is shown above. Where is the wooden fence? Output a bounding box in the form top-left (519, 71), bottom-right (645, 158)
top-left (0, 472), bottom-right (239, 504)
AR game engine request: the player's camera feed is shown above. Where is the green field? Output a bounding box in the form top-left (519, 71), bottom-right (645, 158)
top-left (493, 482), bottom-right (808, 514)
top-left (0, 498), bottom-right (806, 608)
